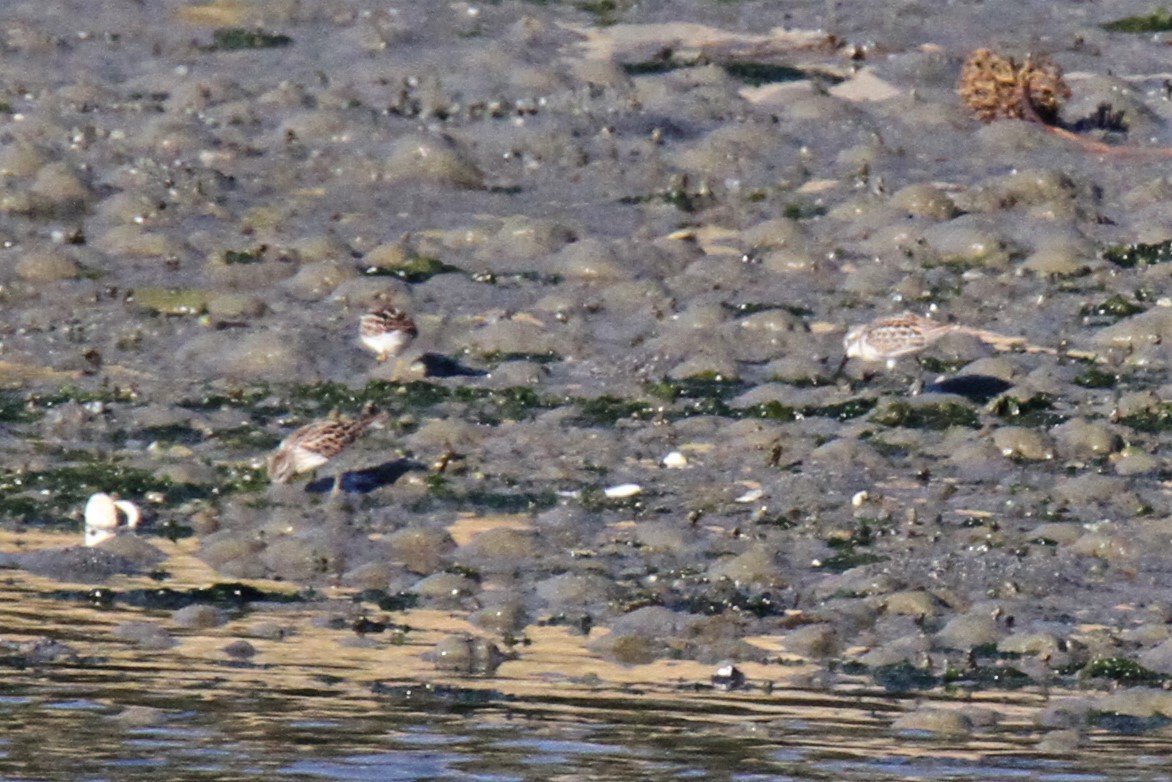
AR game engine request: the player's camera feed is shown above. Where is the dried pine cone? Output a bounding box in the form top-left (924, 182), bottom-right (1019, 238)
top-left (958, 48), bottom-right (1070, 124)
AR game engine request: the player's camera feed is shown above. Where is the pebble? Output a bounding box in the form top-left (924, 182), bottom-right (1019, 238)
top-left (15, 250), bottom-right (81, 282)
top-left (113, 620), bottom-right (177, 650)
top-left (388, 528), bottom-right (455, 575)
top-left (385, 134), bottom-right (485, 189)
top-left (891, 708), bottom-right (973, 737)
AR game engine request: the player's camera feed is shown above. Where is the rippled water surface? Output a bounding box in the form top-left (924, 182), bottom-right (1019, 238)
top-left (0, 531), bottom-right (1170, 781)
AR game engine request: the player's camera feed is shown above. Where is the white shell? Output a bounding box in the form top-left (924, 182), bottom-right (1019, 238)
top-left (84, 492), bottom-right (141, 547)
top-left (662, 451), bottom-right (688, 469)
top-left (734, 488), bottom-right (764, 503)
top-left (603, 483), bottom-right (641, 499)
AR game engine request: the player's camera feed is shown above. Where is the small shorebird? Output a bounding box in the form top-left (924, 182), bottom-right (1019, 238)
top-left (268, 408), bottom-right (388, 493)
top-left (842, 310), bottom-right (1068, 369)
top-left (84, 492), bottom-right (142, 547)
top-left (359, 307), bottom-right (418, 362)
top-left (843, 312), bottom-right (962, 369)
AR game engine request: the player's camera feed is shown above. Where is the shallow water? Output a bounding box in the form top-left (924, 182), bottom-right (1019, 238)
top-left (1, 530), bottom-right (1172, 781)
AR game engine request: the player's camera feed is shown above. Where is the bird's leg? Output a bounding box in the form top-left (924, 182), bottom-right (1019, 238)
top-left (830, 354), bottom-right (849, 380)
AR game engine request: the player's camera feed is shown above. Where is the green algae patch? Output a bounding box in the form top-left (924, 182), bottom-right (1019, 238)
top-left (1082, 294), bottom-right (1146, 319)
top-left (278, 379), bottom-right (457, 419)
top-left (989, 393), bottom-right (1065, 427)
top-left (469, 270), bottom-right (563, 286)
top-left (178, 384), bottom-right (274, 413)
top-left (130, 423), bottom-right (206, 446)
top-left (917, 355), bottom-right (975, 375)
top-left (121, 582), bottom-right (298, 610)
top-left (186, 379), bottom-right (555, 428)
top-left (944, 663), bottom-right (1032, 690)
top-left (575, 0), bottom-right (632, 26)
top-left (575, 392), bottom-right (878, 427)
top-left (222, 246), bottom-right (267, 265)
top-left (451, 386), bottom-right (548, 425)
top-left (871, 657), bottom-right (1042, 694)
top-left (648, 376), bottom-right (747, 418)
top-left (868, 661), bottom-right (941, 692)
top-left (620, 59), bottom-right (681, 77)
top-left (621, 55), bottom-right (825, 87)
top-left (814, 519), bottom-right (892, 572)
top-left (806, 398), bottom-right (878, 421)
top-left (1081, 657), bottom-right (1164, 684)
top-left (1102, 239), bottom-right (1172, 268)
top-left (1102, 9), bottom-right (1172, 32)
top-left (723, 301), bottom-right (814, 318)
top-left (1073, 367), bottom-right (1120, 389)
top-left (781, 201), bottom-right (829, 220)
top-left (722, 62), bottom-right (813, 86)
top-left (29, 385), bottom-right (140, 409)
top-left (215, 463), bottom-right (269, 494)
top-left (813, 550), bottom-right (887, 573)
top-left (130, 287), bottom-right (211, 316)
top-left (619, 181), bottom-right (716, 213)
top-left (570, 395), bottom-right (659, 426)
top-left (362, 255), bottom-right (462, 283)
top-left (648, 376), bottom-right (747, 402)
top-left (870, 399), bottom-right (980, 430)
top-left (370, 681), bottom-right (509, 708)
top-left (0, 392), bottom-right (37, 423)
top-left (53, 582), bottom-right (300, 611)
top-left (475, 350), bottom-right (563, 365)
top-left (679, 585), bottom-right (788, 619)
top-left (355, 588), bottom-right (420, 612)
top-left (743, 401), bottom-right (799, 422)
top-left (208, 28), bottom-right (293, 51)
top-left (1118, 403), bottom-right (1172, 434)
top-left (180, 378), bottom-right (880, 434)
top-left (0, 462), bottom-right (210, 525)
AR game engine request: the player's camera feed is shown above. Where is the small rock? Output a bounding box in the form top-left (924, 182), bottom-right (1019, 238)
top-left (113, 620), bottom-right (176, 650)
top-left (172, 604), bottom-right (225, 630)
top-left (223, 640), bottom-right (257, 660)
top-left (992, 426), bottom-right (1053, 460)
top-left (15, 250), bottom-right (81, 282)
top-left (385, 134), bottom-right (484, 189)
top-left (892, 708), bottom-right (973, 736)
top-left (429, 635), bottom-right (509, 674)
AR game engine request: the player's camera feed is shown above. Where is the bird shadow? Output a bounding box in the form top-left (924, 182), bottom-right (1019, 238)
top-left (923, 374), bottom-right (1013, 403)
top-left (418, 352), bottom-right (487, 378)
top-left (305, 458), bottom-right (424, 495)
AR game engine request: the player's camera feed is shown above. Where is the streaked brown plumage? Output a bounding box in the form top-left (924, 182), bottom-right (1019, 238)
top-left (843, 312), bottom-right (959, 369)
top-left (842, 311), bottom-right (1061, 374)
top-left (359, 307), bottom-right (418, 362)
top-left (267, 409), bottom-right (388, 485)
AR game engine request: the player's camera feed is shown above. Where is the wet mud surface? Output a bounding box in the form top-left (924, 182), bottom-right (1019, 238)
top-left (5, 0), bottom-right (1172, 778)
